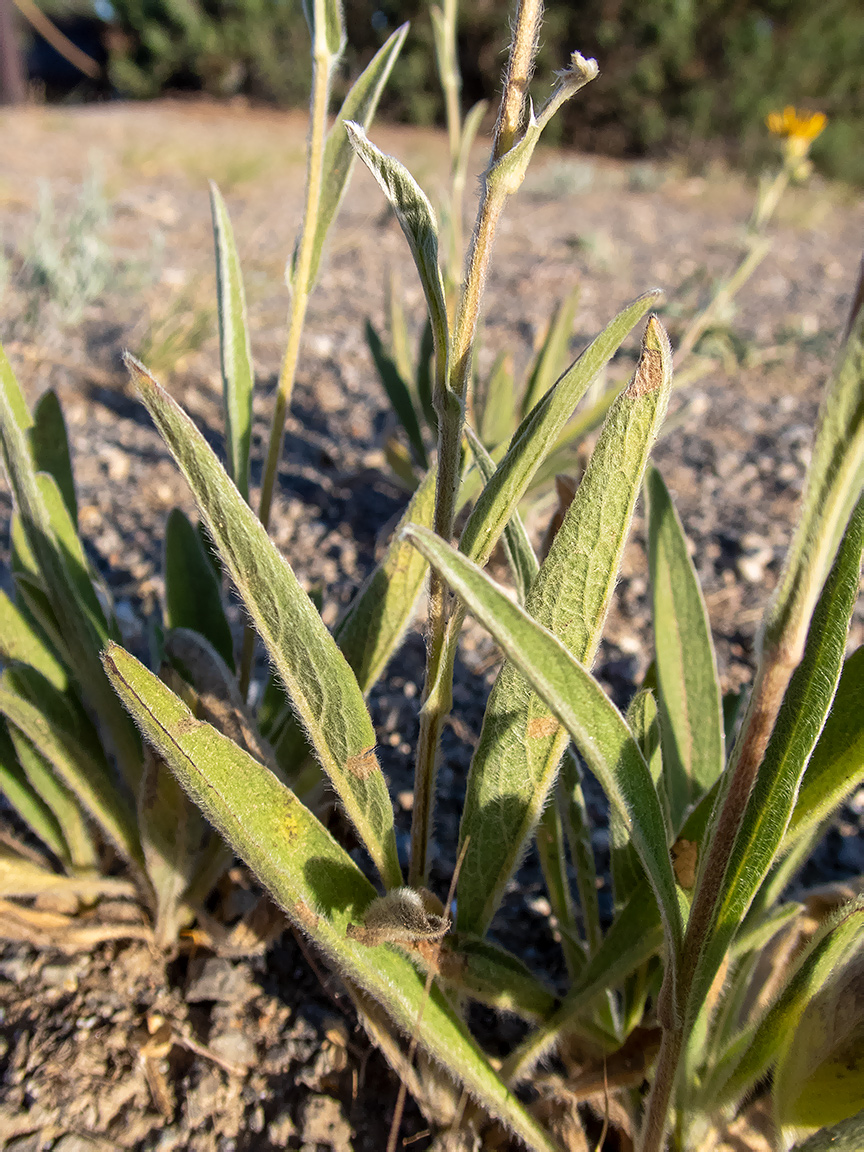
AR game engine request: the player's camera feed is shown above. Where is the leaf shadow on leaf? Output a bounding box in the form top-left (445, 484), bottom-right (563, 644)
top-left (304, 855), bottom-right (376, 921)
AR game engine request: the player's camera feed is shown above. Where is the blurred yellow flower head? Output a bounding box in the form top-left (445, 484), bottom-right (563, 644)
top-left (766, 106), bottom-right (827, 165)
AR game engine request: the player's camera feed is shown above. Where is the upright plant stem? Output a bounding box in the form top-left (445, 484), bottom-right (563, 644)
top-left (238, 37), bottom-right (332, 695)
top-left (639, 650), bottom-right (798, 1152)
top-left (408, 0), bottom-right (544, 887)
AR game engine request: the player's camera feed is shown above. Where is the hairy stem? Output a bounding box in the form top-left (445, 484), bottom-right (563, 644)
top-left (639, 1026), bottom-right (684, 1152)
top-left (408, 9), bottom-right (544, 887)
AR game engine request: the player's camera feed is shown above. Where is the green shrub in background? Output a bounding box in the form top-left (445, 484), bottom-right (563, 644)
top-left (3, 1), bottom-right (864, 1149)
top-left (104, 0), bottom-right (864, 184)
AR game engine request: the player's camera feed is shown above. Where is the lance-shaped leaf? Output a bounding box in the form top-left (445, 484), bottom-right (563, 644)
top-left (302, 0), bottom-right (344, 59)
top-left (502, 884), bottom-right (665, 1086)
top-left (30, 389), bottom-right (77, 530)
top-left (706, 896), bottom-right (864, 1109)
top-left (465, 424), bottom-right (538, 603)
top-left (687, 500), bottom-right (864, 1023)
top-left (404, 526), bottom-right (683, 965)
top-left (298, 23), bottom-right (408, 289)
top-left (478, 350), bottom-right (516, 449)
top-left (440, 933), bottom-right (559, 1022)
top-left (646, 465), bottom-right (724, 828)
top-left (760, 265), bottom-right (864, 670)
top-left (6, 716), bottom-right (97, 872)
top-left (334, 463), bottom-right (437, 693)
top-left (0, 588), bottom-right (67, 692)
top-left (785, 643), bottom-right (864, 848)
top-left (788, 1110), bottom-right (864, 1151)
top-left (164, 508), bottom-right (234, 670)
top-left (103, 644), bottom-right (561, 1152)
top-left (139, 745), bottom-right (207, 948)
top-left (450, 318), bottom-right (672, 935)
top-left (346, 123), bottom-right (449, 381)
top-left (0, 682), bottom-right (142, 869)
top-left (0, 348), bottom-right (140, 786)
top-left (612, 689), bottom-right (663, 910)
top-left (366, 320), bottom-right (427, 467)
top-left (520, 287), bottom-right (581, 418)
top-left (459, 292), bottom-right (660, 569)
top-left (0, 720), bottom-right (69, 864)
top-left (210, 182), bottom-right (254, 502)
top-left (775, 937), bottom-right (864, 1131)
top-left (125, 356), bottom-right (401, 891)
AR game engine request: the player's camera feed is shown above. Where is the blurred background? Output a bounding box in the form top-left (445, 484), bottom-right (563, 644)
top-left (1, 0), bottom-right (863, 184)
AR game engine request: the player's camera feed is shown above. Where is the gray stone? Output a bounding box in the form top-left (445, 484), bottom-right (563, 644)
top-left (185, 957), bottom-right (251, 1004)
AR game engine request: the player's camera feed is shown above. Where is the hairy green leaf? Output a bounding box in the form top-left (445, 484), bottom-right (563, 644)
top-left (404, 526), bottom-right (683, 965)
top-left (646, 465), bottom-right (724, 827)
top-left (688, 500), bottom-right (864, 1023)
top-left (785, 642), bottom-right (864, 847)
top-left (788, 1109), bottom-right (864, 1151)
top-left (334, 464), bottom-right (437, 693)
top-left (366, 320), bottom-right (427, 467)
top-left (478, 350), bottom-right (516, 449)
top-left (441, 933), bottom-right (560, 1021)
top-left (0, 353), bottom-right (140, 787)
top-left (520, 287), bottom-right (581, 418)
top-left (164, 508), bottom-right (234, 670)
top-left (103, 644), bottom-right (560, 1152)
top-left (761, 272), bottom-right (864, 668)
top-left (210, 182), bottom-right (254, 502)
top-left (706, 895), bottom-right (864, 1108)
top-left (125, 355), bottom-right (401, 891)
top-left (452, 317), bottom-right (673, 935)
top-left (0, 720), bottom-right (69, 864)
top-left (0, 681), bottom-right (142, 870)
top-left (0, 588), bottom-right (67, 692)
top-left (465, 424), bottom-right (538, 603)
top-left (30, 389), bottom-right (77, 530)
top-left (459, 292), bottom-right (660, 569)
top-left (346, 123), bottom-right (449, 383)
top-left (301, 23), bottom-right (408, 289)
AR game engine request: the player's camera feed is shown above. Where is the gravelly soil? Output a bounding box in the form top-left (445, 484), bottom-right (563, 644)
top-left (0, 100), bottom-right (862, 1151)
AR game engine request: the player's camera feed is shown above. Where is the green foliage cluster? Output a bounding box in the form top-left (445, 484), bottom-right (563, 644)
top-left (105, 0), bottom-right (864, 183)
top-left (2, 2), bottom-right (864, 1149)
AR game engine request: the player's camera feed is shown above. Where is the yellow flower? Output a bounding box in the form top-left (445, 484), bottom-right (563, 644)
top-left (766, 106), bottom-right (827, 162)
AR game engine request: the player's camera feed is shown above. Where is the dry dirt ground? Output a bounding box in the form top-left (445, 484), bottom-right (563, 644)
top-left (0, 99), bottom-right (863, 1151)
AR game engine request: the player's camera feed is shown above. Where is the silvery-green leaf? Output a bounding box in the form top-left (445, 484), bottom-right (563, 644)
top-left (0, 356), bottom-right (140, 786)
top-left (706, 895), bottom-right (864, 1109)
top-left (0, 720), bottom-right (69, 864)
top-left (459, 292), bottom-right (660, 569)
top-left (452, 318), bottom-right (672, 935)
top-left (785, 643), bottom-right (864, 848)
top-left (164, 508), bottom-right (234, 670)
top-left (788, 1110), bottom-right (864, 1151)
top-left (302, 0), bottom-right (344, 59)
top-left (687, 499), bottom-right (864, 1024)
top-left (125, 355), bottom-right (401, 891)
top-left (0, 681), bottom-right (142, 870)
top-left (103, 644), bottom-right (560, 1152)
top-left (138, 744), bottom-right (206, 948)
top-left (334, 464), bottom-right (437, 693)
top-left (366, 319), bottom-right (427, 467)
top-left (404, 526), bottom-right (683, 966)
top-left (298, 23), bottom-right (409, 289)
top-left (464, 424), bottom-right (538, 603)
top-left (209, 182), bottom-right (254, 502)
top-left (6, 713), bottom-right (97, 872)
top-left (0, 588), bottom-right (67, 692)
top-left (346, 123), bottom-right (448, 376)
top-left (440, 933), bottom-right (559, 1022)
top-left (520, 287), bottom-right (580, 418)
top-left (760, 269), bottom-right (864, 671)
top-left (502, 883), bottom-right (664, 1085)
top-left (646, 464), bottom-right (724, 828)
top-left (478, 350), bottom-right (516, 449)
